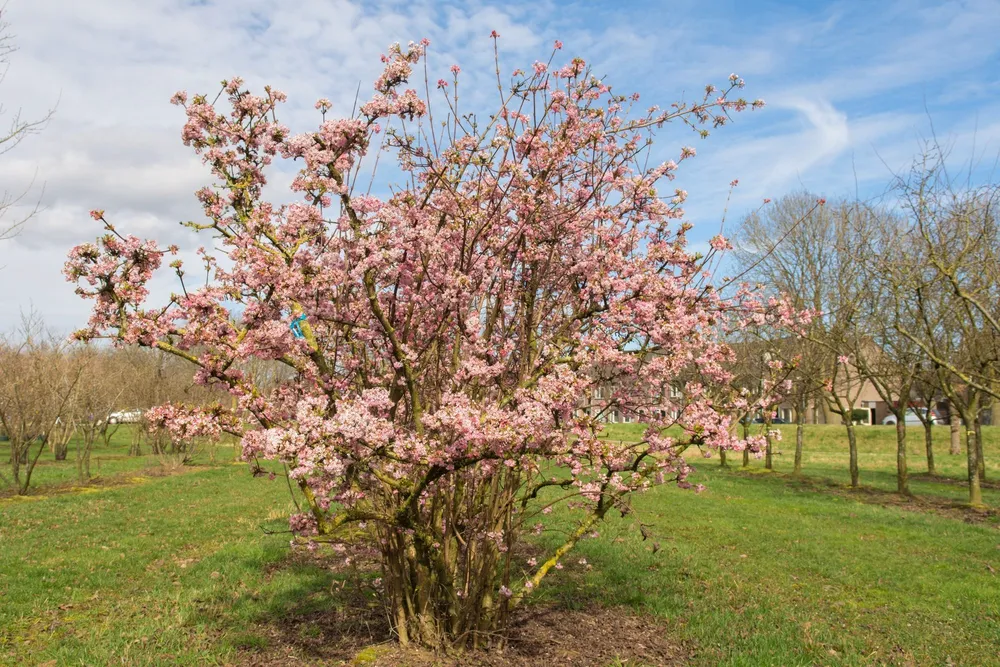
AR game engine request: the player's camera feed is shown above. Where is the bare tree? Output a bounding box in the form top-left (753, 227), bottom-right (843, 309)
top-left (783, 336), bottom-right (826, 475)
top-left (0, 319), bottom-right (82, 494)
top-left (736, 194), bottom-right (869, 487)
top-left (0, 9), bottom-right (54, 242)
top-left (70, 346), bottom-right (126, 481)
top-left (887, 143), bottom-right (1000, 506)
top-left (848, 206), bottom-right (933, 495)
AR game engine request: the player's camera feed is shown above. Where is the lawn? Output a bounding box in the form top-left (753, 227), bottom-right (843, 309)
top-left (1, 425), bottom-right (999, 665)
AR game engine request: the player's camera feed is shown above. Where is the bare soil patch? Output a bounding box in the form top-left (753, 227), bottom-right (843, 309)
top-left (235, 550), bottom-right (691, 666)
top-left (236, 604), bottom-right (690, 667)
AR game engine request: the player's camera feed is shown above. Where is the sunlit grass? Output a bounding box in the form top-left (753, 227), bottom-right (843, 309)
top-left (1, 425), bottom-right (998, 665)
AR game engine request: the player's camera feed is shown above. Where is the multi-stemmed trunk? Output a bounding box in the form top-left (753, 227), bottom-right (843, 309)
top-left (923, 420), bottom-right (935, 475)
top-left (50, 420), bottom-right (75, 462)
top-left (895, 417), bottom-right (909, 495)
top-left (128, 426), bottom-right (143, 456)
top-left (336, 460), bottom-right (626, 650)
top-left (793, 396), bottom-right (806, 475)
top-left (764, 416), bottom-right (774, 470)
top-left (53, 439), bottom-right (69, 461)
top-left (75, 425), bottom-right (104, 483)
top-left (8, 434), bottom-right (48, 495)
top-left (949, 408), bottom-right (962, 455)
top-left (974, 417), bottom-right (986, 483)
top-left (76, 434), bottom-right (94, 483)
top-left (741, 420), bottom-right (750, 468)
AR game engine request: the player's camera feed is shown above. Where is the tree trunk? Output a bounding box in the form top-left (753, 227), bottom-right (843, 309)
top-left (76, 430), bottom-right (98, 483)
top-left (949, 409), bottom-right (962, 455)
top-left (794, 396), bottom-right (805, 476)
top-left (719, 448), bottom-right (728, 467)
top-left (741, 421), bottom-right (750, 468)
top-left (960, 412), bottom-right (983, 506)
top-left (764, 419), bottom-right (773, 470)
top-left (974, 417), bottom-right (985, 483)
top-left (923, 421), bottom-right (935, 475)
top-left (846, 420), bottom-right (859, 488)
top-left (895, 418), bottom-right (909, 495)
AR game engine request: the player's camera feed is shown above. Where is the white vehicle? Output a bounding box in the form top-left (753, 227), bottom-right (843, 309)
top-left (108, 409), bottom-right (144, 424)
top-left (882, 408), bottom-right (943, 426)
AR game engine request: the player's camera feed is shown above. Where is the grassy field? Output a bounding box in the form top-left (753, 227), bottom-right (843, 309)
top-left (1, 425), bottom-right (999, 665)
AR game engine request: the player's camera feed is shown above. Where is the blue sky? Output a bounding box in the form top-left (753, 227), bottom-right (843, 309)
top-left (0, 0), bottom-right (998, 332)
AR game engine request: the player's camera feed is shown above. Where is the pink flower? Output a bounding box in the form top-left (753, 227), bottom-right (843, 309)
top-left (89, 209), bottom-right (104, 221)
top-left (837, 355), bottom-right (849, 365)
top-left (450, 64), bottom-right (461, 74)
top-left (554, 40), bottom-right (563, 49)
top-left (490, 30), bottom-right (499, 38)
top-left (709, 235), bottom-right (731, 252)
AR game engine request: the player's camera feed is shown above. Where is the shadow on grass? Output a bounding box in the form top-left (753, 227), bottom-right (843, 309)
top-left (194, 549), bottom-right (391, 665)
top-left (729, 467), bottom-right (1000, 526)
top-left (194, 544), bottom-right (690, 666)
top-left (910, 471), bottom-right (1000, 490)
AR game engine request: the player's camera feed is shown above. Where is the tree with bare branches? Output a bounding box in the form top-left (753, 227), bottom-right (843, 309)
top-left (735, 194), bottom-right (870, 487)
top-left (887, 144), bottom-right (1000, 506)
top-left (0, 9), bottom-right (53, 242)
top-left (0, 320), bottom-right (82, 494)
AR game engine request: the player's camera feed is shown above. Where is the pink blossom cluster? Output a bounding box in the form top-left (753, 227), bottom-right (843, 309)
top-left (146, 402), bottom-right (238, 443)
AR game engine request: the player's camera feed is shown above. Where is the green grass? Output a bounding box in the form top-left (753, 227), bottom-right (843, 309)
top-left (1, 425), bottom-right (999, 665)
top-left (602, 421), bottom-right (1000, 506)
top-left (0, 426), bottom-right (241, 494)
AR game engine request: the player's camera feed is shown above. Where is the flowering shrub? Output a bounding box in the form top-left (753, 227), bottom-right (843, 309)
top-left (66, 37), bottom-right (790, 648)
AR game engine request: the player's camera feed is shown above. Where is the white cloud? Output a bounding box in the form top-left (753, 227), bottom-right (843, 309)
top-left (1, 0), bottom-right (999, 333)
